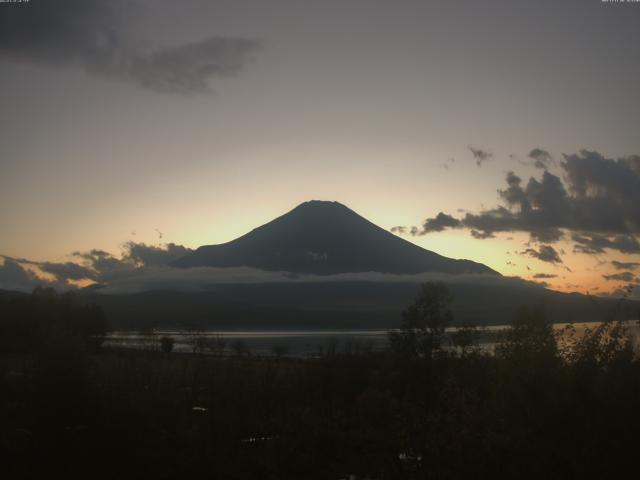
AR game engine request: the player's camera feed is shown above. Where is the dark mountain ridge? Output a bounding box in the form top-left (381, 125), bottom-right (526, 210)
top-left (79, 283), bottom-right (639, 330)
top-left (172, 200), bottom-right (496, 275)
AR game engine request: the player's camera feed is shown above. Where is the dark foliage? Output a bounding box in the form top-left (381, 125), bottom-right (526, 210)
top-left (0, 287), bottom-right (108, 354)
top-left (159, 336), bottom-right (175, 354)
top-left (388, 282), bottom-right (454, 358)
top-left (1, 286), bottom-right (640, 479)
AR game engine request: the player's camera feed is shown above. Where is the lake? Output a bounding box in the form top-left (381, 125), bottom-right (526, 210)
top-left (105, 320), bottom-right (640, 357)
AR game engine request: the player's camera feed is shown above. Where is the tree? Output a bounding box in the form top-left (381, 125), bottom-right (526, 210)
top-left (272, 343), bottom-right (288, 358)
top-left (495, 306), bottom-right (557, 366)
top-left (160, 336), bottom-right (175, 354)
top-left (231, 339), bottom-right (251, 357)
top-left (388, 282), bottom-right (453, 358)
top-left (184, 321), bottom-right (206, 354)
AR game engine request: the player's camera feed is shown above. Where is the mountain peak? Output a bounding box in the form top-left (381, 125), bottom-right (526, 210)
top-left (296, 200), bottom-right (345, 207)
top-left (172, 201), bottom-right (497, 275)
top-left (290, 200), bottom-right (351, 213)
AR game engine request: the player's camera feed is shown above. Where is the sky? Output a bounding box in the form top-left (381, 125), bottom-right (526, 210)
top-left (1, 0), bottom-right (639, 297)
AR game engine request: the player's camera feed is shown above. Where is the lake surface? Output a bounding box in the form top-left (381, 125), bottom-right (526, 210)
top-left (106, 321), bottom-right (640, 357)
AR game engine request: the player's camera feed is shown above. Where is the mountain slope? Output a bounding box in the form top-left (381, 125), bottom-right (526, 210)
top-left (172, 200), bottom-right (497, 275)
top-left (83, 282), bottom-right (640, 330)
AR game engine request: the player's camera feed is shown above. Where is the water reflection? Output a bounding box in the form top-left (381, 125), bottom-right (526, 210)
top-left (105, 321), bottom-right (640, 357)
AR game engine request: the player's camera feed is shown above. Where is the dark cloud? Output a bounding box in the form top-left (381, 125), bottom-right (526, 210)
top-left (420, 213), bottom-right (461, 234)
top-left (470, 230), bottom-right (495, 239)
top-left (612, 260), bottom-right (640, 271)
top-left (395, 150), bottom-right (640, 255)
top-left (0, 240), bottom-right (194, 290)
top-left (72, 249), bottom-right (128, 279)
top-left (0, 0), bottom-right (259, 94)
top-left (468, 146), bottom-right (493, 167)
top-left (603, 272), bottom-right (636, 282)
top-left (390, 226), bottom-right (407, 234)
top-left (39, 261), bottom-right (96, 281)
top-left (70, 242), bottom-right (193, 281)
top-left (572, 233), bottom-right (640, 255)
top-left (533, 273), bottom-right (557, 279)
top-left (392, 214), bottom-right (460, 236)
top-left (0, 257), bottom-right (38, 291)
top-left (521, 245), bottom-right (563, 264)
top-left (0, 256), bottom-right (69, 292)
top-left (527, 148), bottom-right (555, 170)
top-left (124, 242), bottom-right (192, 267)
top-left (0, 242), bottom-right (193, 289)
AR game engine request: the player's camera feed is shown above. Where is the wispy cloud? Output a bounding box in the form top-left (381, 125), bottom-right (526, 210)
top-left (468, 146), bottom-right (493, 167)
top-left (96, 267), bottom-right (541, 295)
top-left (0, 0), bottom-right (259, 94)
top-left (525, 148), bottom-right (555, 170)
top-left (612, 260), bottom-right (640, 271)
top-left (603, 272), bottom-right (636, 283)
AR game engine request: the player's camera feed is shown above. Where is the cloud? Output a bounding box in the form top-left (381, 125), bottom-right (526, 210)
top-left (612, 260), bottom-right (640, 271)
top-left (395, 150), bottom-right (640, 255)
top-left (0, 0), bottom-right (259, 94)
top-left (72, 249), bottom-right (130, 280)
top-left (391, 226), bottom-right (419, 236)
top-left (131, 37), bottom-right (259, 94)
top-left (527, 148), bottom-right (555, 170)
top-left (123, 242), bottom-right (192, 267)
top-left (521, 245), bottom-right (563, 264)
top-left (0, 257), bottom-right (38, 291)
top-left (533, 273), bottom-right (557, 279)
top-left (394, 213), bottom-right (462, 237)
top-left (571, 233), bottom-right (640, 255)
top-left (420, 213), bottom-right (461, 234)
top-left (39, 261), bottom-right (96, 281)
top-left (68, 242), bottom-right (193, 281)
top-left (470, 229), bottom-right (495, 239)
top-left (0, 257), bottom-right (68, 292)
top-left (3, 248), bottom-right (550, 296)
top-left (603, 272), bottom-right (636, 282)
top-left (94, 267), bottom-right (542, 295)
top-left (469, 146), bottom-right (493, 167)
top-left (0, 241), bottom-right (194, 290)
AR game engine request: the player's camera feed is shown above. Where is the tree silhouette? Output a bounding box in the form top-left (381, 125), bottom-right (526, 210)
top-left (388, 282), bottom-right (453, 358)
top-left (160, 336), bottom-right (175, 353)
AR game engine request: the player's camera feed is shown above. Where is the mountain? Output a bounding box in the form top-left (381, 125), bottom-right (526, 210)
top-left (172, 200), bottom-right (496, 275)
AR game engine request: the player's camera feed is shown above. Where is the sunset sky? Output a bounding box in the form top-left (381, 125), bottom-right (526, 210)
top-left (1, 0), bottom-right (639, 297)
